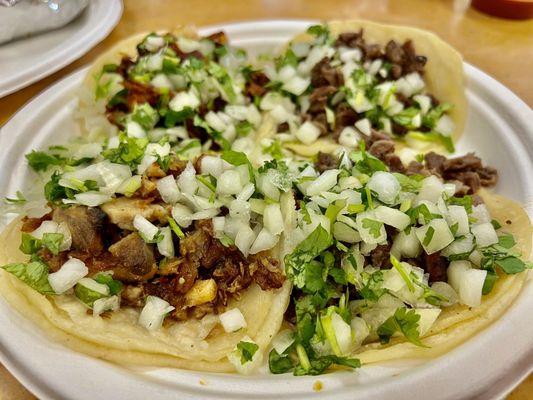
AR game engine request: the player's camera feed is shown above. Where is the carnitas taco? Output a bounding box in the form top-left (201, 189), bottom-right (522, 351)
top-left (251, 20), bottom-right (466, 159)
top-left (0, 140), bottom-right (296, 373)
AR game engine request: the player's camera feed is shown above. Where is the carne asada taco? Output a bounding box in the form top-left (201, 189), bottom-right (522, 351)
top-left (253, 20), bottom-right (466, 159)
top-left (77, 27), bottom-right (268, 158)
top-left (0, 141), bottom-right (296, 373)
top-left (265, 146), bottom-right (531, 375)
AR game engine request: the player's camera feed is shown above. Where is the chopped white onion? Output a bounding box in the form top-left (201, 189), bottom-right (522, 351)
top-left (446, 205), bottom-right (469, 236)
top-left (169, 89), bottom-right (200, 112)
top-left (235, 224), bottom-right (255, 257)
top-left (126, 121), bottom-right (146, 138)
top-left (338, 126), bottom-right (359, 148)
top-left (157, 226), bottom-right (174, 258)
top-left (458, 268), bottom-right (487, 307)
top-left (354, 118), bottom-right (371, 136)
top-left (416, 175), bottom-right (445, 204)
top-left (331, 311), bottom-right (353, 355)
top-left (93, 295), bottom-right (120, 316)
top-left (177, 162), bottom-right (198, 195)
top-left (48, 258), bottom-right (88, 294)
top-left (415, 218), bottom-right (454, 254)
top-left (200, 155), bottom-right (225, 178)
top-left (441, 233), bottom-right (474, 257)
top-left (374, 206), bottom-right (410, 230)
top-left (138, 296), bottom-right (175, 331)
top-left (133, 215), bottom-right (159, 241)
top-left (171, 204), bottom-right (193, 228)
top-left (333, 221), bottom-right (360, 243)
top-left (471, 222), bottom-right (498, 247)
top-left (157, 175), bottom-right (180, 204)
top-left (219, 308), bottom-right (247, 332)
top-left (271, 329), bottom-right (295, 355)
top-left (295, 121), bottom-right (321, 145)
top-left (391, 229), bottom-right (421, 258)
top-left (249, 228), bottom-right (278, 254)
top-left (283, 75), bottom-right (310, 96)
top-left (263, 203), bottom-right (283, 235)
top-left (217, 170), bottom-right (242, 196)
top-left (415, 309), bottom-right (441, 336)
top-left (367, 171), bottom-right (400, 205)
top-left (305, 169), bottom-right (340, 196)
top-left (435, 115), bottom-right (454, 136)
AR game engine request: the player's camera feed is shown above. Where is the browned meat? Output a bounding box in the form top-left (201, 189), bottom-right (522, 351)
top-left (406, 161), bottom-right (430, 176)
top-left (206, 31), bottom-right (228, 46)
top-left (367, 136), bottom-right (406, 173)
top-left (363, 43), bottom-right (382, 60)
top-left (424, 152), bottom-right (446, 175)
top-left (168, 42), bottom-right (203, 60)
top-left (108, 233), bottom-right (158, 281)
top-left (315, 152), bottom-right (338, 173)
top-left (308, 86), bottom-right (337, 114)
top-left (422, 252), bottom-right (448, 283)
top-left (123, 80), bottom-right (160, 110)
top-left (401, 40), bottom-right (427, 75)
top-left (245, 71), bottom-right (270, 98)
top-left (137, 175), bottom-right (159, 198)
top-left (248, 253), bottom-right (285, 290)
top-left (311, 58), bottom-right (344, 88)
top-left (121, 284), bottom-right (145, 307)
top-left (334, 102), bottom-right (358, 133)
top-left (368, 243), bottom-right (392, 269)
top-left (116, 56), bottom-right (134, 78)
top-left (52, 206), bottom-right (106, 254)
top-left (20, 212), bottom-right (52, 233)
top-left (277, 122), bottom-right (289, 133)
top-left (335, 30), bottom-right (365, 49)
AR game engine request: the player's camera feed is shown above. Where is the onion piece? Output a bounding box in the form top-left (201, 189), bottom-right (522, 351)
top-left (415, 219), bottom-right (454, 254)
top-left (235, 224), bottom-right (255, 257)
top-left (374, 206), bottom-right (410, 230)
top-left (157, 227), bottom-right (174, 258)
top-left (471, 222), bottom-right (498, 247)
top-left (157, 175), bottom-right (180, 204)
top-left (48, 258), bottom-right (88, 295)
top-left (93, 295), bottom-right (120, 316)
top-left (133, 215), bottom-right (159, 241)
top-left (138, 296), bottom-right (175, 331)
top-left (263, 203), bottom-right (283, 235)
top-left (219, 308), bottom-right (247, 332)
top-left (249, 228), bottom-right (278, 254)
top-left (295, 121), bottom-right (321, 145)
top-left (367, 172), bottom-right (400, 205)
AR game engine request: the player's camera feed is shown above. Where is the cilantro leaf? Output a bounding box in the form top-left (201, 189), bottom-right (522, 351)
top-left (236, 341), bottom-right (259, 364)
top-left (268, 348), bottom-right (294, 374)
top-left (285, 225), bottom-right (333, 288)
top-left (25, 150), bottom-right (65, 172)
top-left (362, 218), bottom-right (383, 239)
top-left (377, 308), bottom-right (425, 347)
top-left (42, 233), bottom-right (64, 256)
top-left (94, 273), bottom-right (123, 295)
top-left (19, 233), bottom-right (42, 255)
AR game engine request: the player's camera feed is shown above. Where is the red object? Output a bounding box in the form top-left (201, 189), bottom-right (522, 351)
top-left (472, 0), bottom-right (533, 19)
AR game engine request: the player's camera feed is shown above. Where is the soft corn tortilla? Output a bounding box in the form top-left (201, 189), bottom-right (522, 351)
top-left (0, 192), bottom-right (295, 372)
top-left (352, 190), bottom-right (531, 363)
top-left (284, 19), bottom-right (467, 157)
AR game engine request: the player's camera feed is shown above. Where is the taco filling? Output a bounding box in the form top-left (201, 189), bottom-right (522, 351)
top-left (266, 146), bottom-right (530, 375)
top-left (253, 23), bottom-right (464, 155)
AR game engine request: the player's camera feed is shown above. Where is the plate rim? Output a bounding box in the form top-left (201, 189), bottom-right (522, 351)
top-left (0, 0), bottom-right (123, 98)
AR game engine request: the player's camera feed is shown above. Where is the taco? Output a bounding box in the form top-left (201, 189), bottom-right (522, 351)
top-left (252, 20), bottom-right (466, 159)
top-left (77, 27), bottom-right (270, 159)
top-left (264, 146), bottom-right (531, 375)
top-left (0, 144), bottom-right (296, 373)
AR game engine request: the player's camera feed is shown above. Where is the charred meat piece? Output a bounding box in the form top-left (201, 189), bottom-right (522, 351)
top-left (20, 212), bottom-right (52, 233)
top-left (368, 243), bottom-right (393, 269)
top-left (308, 85), bottom-right (337, 114)
top-left (334, 30), bottom-right (365, 49)
top-left (245, 71), bottom-right (270, 98)
top-left (52, 206), bottom-right (106, 254)
top-left (100, 197), bottom-right (170, 230)
top-left (333, 102), bottom-right (358, 133)
top-left (422, 252), bottom-right (448, 283)
top-left (206, 31), bottom-right (228, 46)
top-left (311, 58), bottom-right (344, 88)
top-left (108, 232), bottom-right (158, 281)
top-left (315, 151), bottom-right (338, 173)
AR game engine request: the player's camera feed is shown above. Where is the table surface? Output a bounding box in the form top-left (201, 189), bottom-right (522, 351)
top-left (0, 0), bottom-right (531, 398)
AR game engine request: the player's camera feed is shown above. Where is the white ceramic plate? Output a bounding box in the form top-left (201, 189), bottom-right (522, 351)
top-left (0, 0), bottom-right (123, 98)
top-left (0, 20), bottom-right (532, 400)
